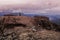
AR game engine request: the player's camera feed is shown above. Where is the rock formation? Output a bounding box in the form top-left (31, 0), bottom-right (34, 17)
top-left (0, 16), bottom-right (60, 40)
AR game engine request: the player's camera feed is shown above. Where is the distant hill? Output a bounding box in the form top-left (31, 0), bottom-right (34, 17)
top-left (49, 15), bottom-right (60, 25)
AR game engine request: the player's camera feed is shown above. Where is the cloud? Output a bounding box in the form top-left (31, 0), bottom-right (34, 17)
top-left (0, 0), bottom-right (60, 15)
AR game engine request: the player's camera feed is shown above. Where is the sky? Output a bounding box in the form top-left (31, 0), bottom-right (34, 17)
top-left (0, 0), bottom-right (60, 15)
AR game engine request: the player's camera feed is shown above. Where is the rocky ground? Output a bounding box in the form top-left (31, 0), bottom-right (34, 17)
top-left (0, 16), bottom-right (60, 40)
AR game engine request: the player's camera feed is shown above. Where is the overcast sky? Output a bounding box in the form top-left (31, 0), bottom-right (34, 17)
top-left (0, 0), bottom-right (60, 14)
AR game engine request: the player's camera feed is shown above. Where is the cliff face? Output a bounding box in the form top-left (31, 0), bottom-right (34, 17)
top-left (0, 16), bottom-right (60, 40)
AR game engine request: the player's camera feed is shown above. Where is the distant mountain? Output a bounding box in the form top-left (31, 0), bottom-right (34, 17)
top-left (48, 15), bottom-right (60, 25)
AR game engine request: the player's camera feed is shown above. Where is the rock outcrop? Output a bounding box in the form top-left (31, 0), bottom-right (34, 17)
top-left (0, 16), bottom-right (60, 40)
top-left (34, 16), bottom-right (60, 31)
